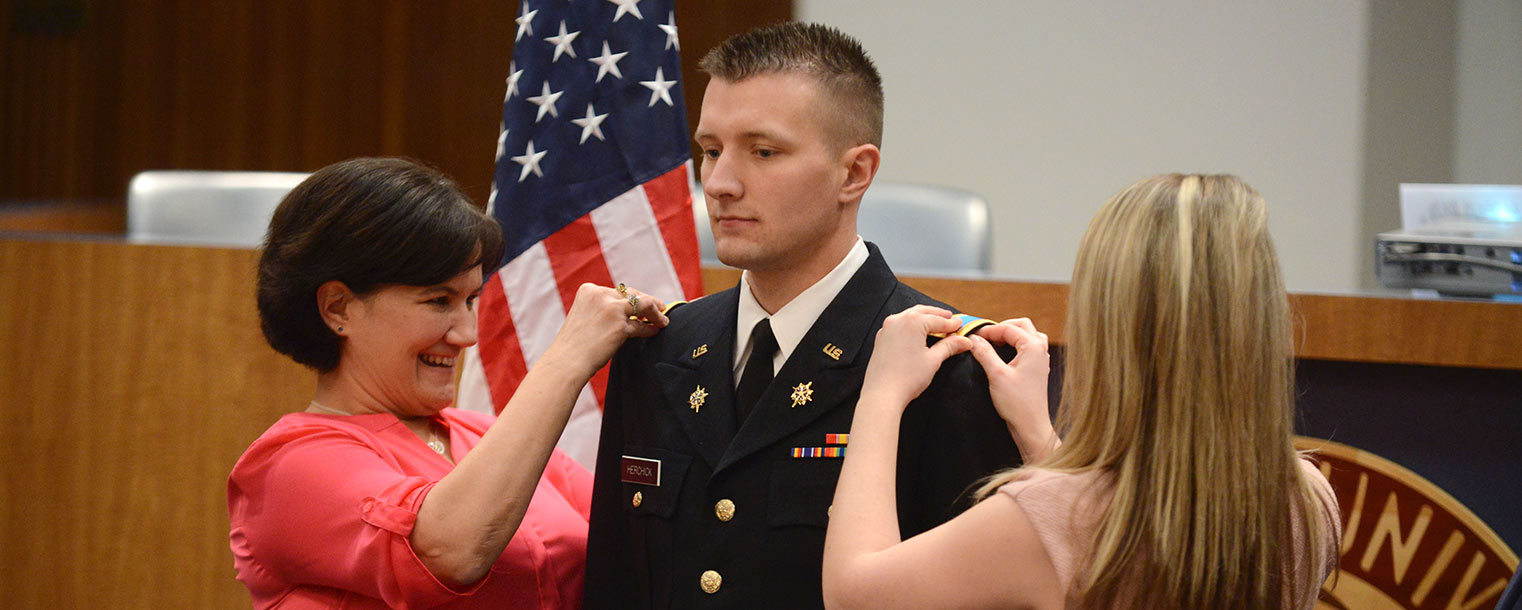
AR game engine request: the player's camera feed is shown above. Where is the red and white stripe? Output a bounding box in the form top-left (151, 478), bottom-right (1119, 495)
top-left (458, 162), bottom-right (703, 469)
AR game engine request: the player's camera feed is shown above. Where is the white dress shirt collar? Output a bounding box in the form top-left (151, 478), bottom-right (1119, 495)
top-left (733, 238), bottom-right (869, 384)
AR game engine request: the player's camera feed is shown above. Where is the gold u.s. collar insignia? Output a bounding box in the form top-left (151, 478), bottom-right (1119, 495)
top-left (689, 386), bottom-right (708, 412)
top-left (790, 381), bottom-right (814, 408)
top-left (692, 344), bottom-right (709, 359)
top-left (822, 343), bottom-right (843, 360)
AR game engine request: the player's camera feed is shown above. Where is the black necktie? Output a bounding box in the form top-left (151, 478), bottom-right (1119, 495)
top-left (735, 319), bottom-right (779, 424)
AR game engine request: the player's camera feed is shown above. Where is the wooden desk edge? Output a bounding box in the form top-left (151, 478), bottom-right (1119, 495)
top-left (703, 266), bottom-right (1522, 371)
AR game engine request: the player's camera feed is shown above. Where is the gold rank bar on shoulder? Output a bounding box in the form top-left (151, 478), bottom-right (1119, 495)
top-left (929, 313), bottom-right (995, 338)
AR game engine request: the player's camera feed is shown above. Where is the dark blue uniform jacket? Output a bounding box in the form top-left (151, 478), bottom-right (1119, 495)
top-left (585, 243), bottom-right (1021, 609)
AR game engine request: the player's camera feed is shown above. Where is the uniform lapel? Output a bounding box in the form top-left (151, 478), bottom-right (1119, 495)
top-left (715, 246), bottom-right (897, 475)
top-left (653, 289), bottom-right (739, 470)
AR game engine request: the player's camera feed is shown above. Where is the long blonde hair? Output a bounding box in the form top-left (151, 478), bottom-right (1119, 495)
top-left (981, 174), bottom-right (1328, 608)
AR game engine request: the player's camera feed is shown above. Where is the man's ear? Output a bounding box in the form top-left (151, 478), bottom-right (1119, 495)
top-left (838, 143), bottom-right (881, 204)
top-left (316, 280), bottom-right (356, 336)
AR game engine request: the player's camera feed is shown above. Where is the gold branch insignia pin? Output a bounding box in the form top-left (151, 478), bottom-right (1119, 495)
top-left (689, 386), bottom-right (708, 412)
top-left (790, 382), bottom-right (814, 408)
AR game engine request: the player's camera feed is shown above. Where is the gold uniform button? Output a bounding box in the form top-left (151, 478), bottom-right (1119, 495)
top-left (632, 491), bottom-right (643, 508)
top-left (714, 499), bottom-right (736, 522)
top-left (700, 570), bottom-right (722, 594)
top-left (827, 504), bottom-right (833, 517)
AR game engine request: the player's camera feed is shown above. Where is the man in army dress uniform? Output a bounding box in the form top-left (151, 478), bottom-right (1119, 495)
top-left (584, 22), bottom-right (1021, 609)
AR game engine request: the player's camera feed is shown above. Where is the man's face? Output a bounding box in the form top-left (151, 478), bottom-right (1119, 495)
top-left (694, 72), bottom-right (852, 274)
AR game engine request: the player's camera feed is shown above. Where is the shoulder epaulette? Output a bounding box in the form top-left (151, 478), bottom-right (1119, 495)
top-left (660, 300), bottom-right (689, 315)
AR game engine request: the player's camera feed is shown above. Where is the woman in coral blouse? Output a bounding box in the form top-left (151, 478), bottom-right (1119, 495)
top-left (822, 174), bottom-right (1341, 609)
top-left (228, 157), bottom-right (668, 609)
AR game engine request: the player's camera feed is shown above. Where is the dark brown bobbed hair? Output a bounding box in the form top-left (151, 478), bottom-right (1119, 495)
top-left (256, 157), bottom-right (505, 372)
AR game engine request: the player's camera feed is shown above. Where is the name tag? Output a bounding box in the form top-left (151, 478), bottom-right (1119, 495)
top-left (620, 456), bottom-right (661, 486)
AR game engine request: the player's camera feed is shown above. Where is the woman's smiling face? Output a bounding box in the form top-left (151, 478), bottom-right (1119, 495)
top-left (337, 266), bottom-right (483, 416)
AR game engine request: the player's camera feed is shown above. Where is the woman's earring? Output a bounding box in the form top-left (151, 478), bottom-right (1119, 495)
top-left (336, 326), bottom-right (344, 333)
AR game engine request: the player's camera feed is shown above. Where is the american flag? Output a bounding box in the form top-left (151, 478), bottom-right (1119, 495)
top-left (457, 0), bottom-right (703, 469)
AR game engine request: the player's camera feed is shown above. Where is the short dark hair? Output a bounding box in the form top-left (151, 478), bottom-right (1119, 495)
top-left (699, 22), bottom-right (884, 148)
top-left (256, 157), bottom-right (505, 372)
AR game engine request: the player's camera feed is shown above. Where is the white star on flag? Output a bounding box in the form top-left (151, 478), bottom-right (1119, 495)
top-left (526, 81), bottom-right (563, 122)
top-left (504, 62), bottom-right (523, 101)
top-left (570, 104), bottom-right (609, 144)
top-left (658, 12), bottom-right (679, 51)
top-left (545, 20), bottom-right (581, 62)
top-left (494, 127), bottom-right (509, 161)
top-left (514, 6), bottom-right (537, 42)
top-left (511, 141), bottom-right (547, 182)
top-left (588, 41), bottom-right (628, 83)
top-left (606, 0), bottom-right (643, 22)
top-left (639, 67), bottom-right (676, 107)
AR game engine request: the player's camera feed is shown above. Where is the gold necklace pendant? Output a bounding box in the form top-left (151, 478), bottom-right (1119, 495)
top-left (422, 422), bottom-right (448, 457)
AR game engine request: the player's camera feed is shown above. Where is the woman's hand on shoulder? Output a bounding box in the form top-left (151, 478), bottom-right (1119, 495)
top-left (544, 283), bottom-right (669, 378)
top-left (860, 305), bottom-right (971, 411)
top-left (969, 318), bottom-right (1059, 462)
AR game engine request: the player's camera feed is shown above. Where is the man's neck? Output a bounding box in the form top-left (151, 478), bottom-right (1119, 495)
top-left (744, 235), bottom-right (856, 314)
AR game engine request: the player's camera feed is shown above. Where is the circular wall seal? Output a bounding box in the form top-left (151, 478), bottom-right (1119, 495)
top-left (1296, 437), bottom-right (1517, 610)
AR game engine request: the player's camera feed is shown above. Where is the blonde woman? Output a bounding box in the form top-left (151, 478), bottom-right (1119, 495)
top-left (822, 174), bottom-right (1341, 609)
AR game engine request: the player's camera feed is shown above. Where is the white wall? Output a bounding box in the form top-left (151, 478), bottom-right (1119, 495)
top-left (1455, 0), bottom-right (1522, 184)
top-left (797, 1), bottom-right (1371, 290)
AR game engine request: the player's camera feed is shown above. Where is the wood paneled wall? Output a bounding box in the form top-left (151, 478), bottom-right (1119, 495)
top-left (1, 0), bottom-right (789, 207)
top-left (0, 238), bottom-right (312, 608)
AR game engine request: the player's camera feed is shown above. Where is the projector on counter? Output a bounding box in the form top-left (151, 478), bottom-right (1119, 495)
top-left (1375, 184), bottom-right (1522, 297)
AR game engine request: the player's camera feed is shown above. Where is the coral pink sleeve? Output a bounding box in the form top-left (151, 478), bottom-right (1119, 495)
top-left (228, 427), bottom-right (483, 609)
